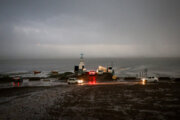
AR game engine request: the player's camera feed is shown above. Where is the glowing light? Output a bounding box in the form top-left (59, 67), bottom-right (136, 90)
top-left (89, 71), bottom-right (96, 75)
top-left (12, 82), bottom-right (20, 87)
top-left (77, 80), bottom-right (83, 84)
top-left (142, 79), bottom-right (146, 85)
top-left (88, 81), bottom-right (96, 85)
top-left (88, 76), bottom-right (96, 85)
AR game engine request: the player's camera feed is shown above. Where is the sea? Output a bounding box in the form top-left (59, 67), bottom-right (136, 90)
top-left (0, 58), bottom-right (180, 77)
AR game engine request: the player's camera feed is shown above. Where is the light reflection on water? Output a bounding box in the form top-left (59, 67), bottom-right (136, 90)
top-left (1, 79), bottom-right (149, 88)
top-left (10, 79), bottom-right (65, 88)
top-left (80, 81), bottom-right (147, 86)
top-left (12, 82), bottom-right (21, 87)
top-left (88, 76), bottom-right (96, 85)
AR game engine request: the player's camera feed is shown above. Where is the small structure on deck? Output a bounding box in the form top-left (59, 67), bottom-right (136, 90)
top-left (139, 68), bottom-right (148, 78)
top-left (97, 65), bottom-right (114, 75)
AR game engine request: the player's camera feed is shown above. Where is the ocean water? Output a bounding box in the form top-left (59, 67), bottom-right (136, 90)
top-left (0, 58), bottom-right (180, 77)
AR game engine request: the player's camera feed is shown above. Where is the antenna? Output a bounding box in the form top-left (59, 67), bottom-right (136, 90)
top-left (80, 53), bottom-right (84, 59)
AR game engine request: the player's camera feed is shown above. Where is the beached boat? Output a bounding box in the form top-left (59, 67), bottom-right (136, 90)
top-left (51, 71), bottom-right (58, 74)
top-left (33, 71), bottom-right (41, 74)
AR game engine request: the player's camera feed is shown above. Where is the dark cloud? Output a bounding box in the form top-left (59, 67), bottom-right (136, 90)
top-left (0, 0), bottom-right (180, 59)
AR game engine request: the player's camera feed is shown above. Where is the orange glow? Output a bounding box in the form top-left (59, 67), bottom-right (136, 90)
top-left (142, 79), bottom-right (146, 85)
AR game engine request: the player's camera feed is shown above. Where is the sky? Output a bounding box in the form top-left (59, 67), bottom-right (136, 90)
top-left (0, 0), bottom-right (180, 59)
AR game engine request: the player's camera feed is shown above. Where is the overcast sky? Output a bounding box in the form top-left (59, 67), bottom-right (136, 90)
top-left (0, 0), bottom-right (180, 59)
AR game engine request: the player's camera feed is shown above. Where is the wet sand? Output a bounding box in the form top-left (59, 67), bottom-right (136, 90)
top-left (44, 82), bottom-right (180, 120)
top-left (0, 85), bottom-right (75, 120)
top-left (0, 82), bottom-right (180, 120)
